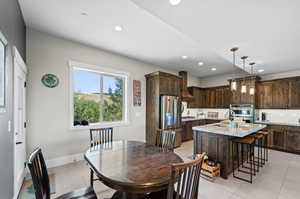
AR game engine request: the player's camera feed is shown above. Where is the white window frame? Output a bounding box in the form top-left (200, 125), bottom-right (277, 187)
top-left (69, 60), bottom-right (130, 130)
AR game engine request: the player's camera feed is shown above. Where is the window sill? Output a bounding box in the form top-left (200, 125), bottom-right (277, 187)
top-left (70, 121), bottom-right (130, 130)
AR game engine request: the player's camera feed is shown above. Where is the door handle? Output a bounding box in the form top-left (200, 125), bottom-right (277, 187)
top-left (16, 142), bottom-right (23, 145)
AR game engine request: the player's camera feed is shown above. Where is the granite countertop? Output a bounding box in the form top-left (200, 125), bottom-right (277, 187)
top-left (255, 120), bottom-right (300, 127)
top-left (192, 123), bottom-right (267, 137)
top-left (182, 117), bottom-right (228, 122)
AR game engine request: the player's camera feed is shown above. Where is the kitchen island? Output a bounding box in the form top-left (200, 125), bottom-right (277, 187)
top-left (193, 122), bottom-right (266, 179)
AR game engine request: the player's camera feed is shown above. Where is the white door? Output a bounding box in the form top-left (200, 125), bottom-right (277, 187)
top-left (13, 47), bottom-right (27, 199)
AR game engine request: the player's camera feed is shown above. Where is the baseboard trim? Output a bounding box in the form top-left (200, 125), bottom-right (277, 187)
top-left (46, 153), bottom-right (84, 168)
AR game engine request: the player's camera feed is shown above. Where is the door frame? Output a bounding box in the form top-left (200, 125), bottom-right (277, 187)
top-left (13, 46), bottom-right (27, 199)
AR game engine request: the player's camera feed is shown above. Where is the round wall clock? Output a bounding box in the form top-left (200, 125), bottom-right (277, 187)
top-left (41, 74), bottom-right (59, 88)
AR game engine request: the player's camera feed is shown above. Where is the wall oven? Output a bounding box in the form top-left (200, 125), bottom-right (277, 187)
top-left (229, 104), bottom-right (254, 123)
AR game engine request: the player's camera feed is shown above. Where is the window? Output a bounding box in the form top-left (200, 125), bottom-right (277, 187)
top-left (70, 61), bottom-right (128, 128)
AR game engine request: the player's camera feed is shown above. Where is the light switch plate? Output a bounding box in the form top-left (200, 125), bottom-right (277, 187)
top-left (8, 120), bottom-right (11, 132)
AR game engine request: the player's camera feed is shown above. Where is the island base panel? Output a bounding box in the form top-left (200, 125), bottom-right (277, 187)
top-left (193, 130), bottom-right (247, 179)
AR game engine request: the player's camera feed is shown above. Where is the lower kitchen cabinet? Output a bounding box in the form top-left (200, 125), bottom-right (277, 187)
top-left (286, 127), bottom-right (300, 153)
top-left (182, 121), bottom-right (193, 141)
top-left (182, 119), bottom-right (221, 142)
top-left (269, 125), bottom-right (286, 150)
top-left (267, 125), bottom-right (300, 154)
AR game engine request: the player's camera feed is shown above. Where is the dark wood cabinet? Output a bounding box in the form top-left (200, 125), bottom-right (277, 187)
top-left (145, 72), bottom-right (182, 147)
top-left (256, 82), bottom-right (273, 108)
top-left (182, 121), bottom-right (193, 141)
top-left (182, 119), bottom-right (222, 142)
top-left (223, 87), bottom-right (231, 108)
top-left (286, 126), bottom-right (300, 153)
top-left (266, 124), bottom-right (300, 154)
top-left (289, 78), bottom-right (300, 109)
top-left (272, 80), bottom-right (290, 109)
top-left (205, 88), bottom-right (216, 108)
top-left (215, 86), bottom-right (231, 108)
top-left (255, 76), bottom-right (300, 109)
top-left (187, 86), bottom-right (230, 108)
top-left (187, 87), bottom-right (205, 108)
top-left (269, 125), bottom-right (286, 150)
top-left (159, 75), bottom-right (180, 96)
top-left (205, 119), bottom-right (222, 124)
top-left (230, 76), bottom-right (258, 105)
top-left (187, 76), bottom-right (300, 110)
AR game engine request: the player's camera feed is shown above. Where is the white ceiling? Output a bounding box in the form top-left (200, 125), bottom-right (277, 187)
top-left (19, 0), bottom-right (300, 77)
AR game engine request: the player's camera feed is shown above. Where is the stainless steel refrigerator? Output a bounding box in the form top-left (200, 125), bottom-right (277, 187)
top-left (160, 95), bottom-right (181, 130)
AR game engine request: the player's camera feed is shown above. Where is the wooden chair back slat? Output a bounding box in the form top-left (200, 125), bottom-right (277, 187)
top-left (168, 153), bottom-right (205, 199)
top-left (27, 148), bottom-right (51, 199)
top-left (90, 128), bottom-right (113, 147)
top-left (156, 129), bottom-right (176, 152)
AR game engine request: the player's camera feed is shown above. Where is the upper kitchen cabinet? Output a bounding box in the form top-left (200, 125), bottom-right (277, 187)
top-left (187, 86), bottom-right (230, 108)
top-left (229, 76), bottom-right (259, 105)
top-left (272, 79), bottom-right (290, 109)
top-left (205, 88), bottom-right (216, 108)
top-left (256, 81), bottom-right (273, 109)
top-left (187, 87), bottom-right (205, 108)
top-left (215, 86), bottom-right (230, 108)
top-left (230, 82), bottom-right (241, 105)
top-left (256, 76), bottom-right (300, 109)
top-left (179, 71), bottom-right (193, 102)
top-left (159, 73), bottom-right (181, 96)
top-left (289, 77), bottom-right (300, 109)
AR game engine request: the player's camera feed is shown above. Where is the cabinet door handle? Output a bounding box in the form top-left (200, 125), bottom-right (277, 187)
top-left (16, 142), bottom-right (23, 145)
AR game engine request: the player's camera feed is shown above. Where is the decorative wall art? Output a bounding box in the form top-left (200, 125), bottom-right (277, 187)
top-left (0, 31), bottom-right (8, 113)
top-left (41, 74), bottom-right (59, 88)
top-left (133, 80), bottom-right (141, 106)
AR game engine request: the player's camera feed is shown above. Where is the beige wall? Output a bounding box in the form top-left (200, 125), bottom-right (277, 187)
top-left (26, 29), bottom-right (200, 161)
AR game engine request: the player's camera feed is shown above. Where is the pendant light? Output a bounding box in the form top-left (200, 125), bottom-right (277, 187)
top-left (249, 62), bottom-right (255, 95)
top-left (241, 56), bottom-right (248, 94)
top-left (230, 47), bottom-right (239, 91)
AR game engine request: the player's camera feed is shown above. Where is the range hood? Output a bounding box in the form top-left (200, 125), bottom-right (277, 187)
top-left (179, 71), bottom-right (193, 101)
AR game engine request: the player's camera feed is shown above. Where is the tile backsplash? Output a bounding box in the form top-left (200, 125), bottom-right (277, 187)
top-left (182, 102), bottom-right (229, 119)
top-left (256, 109), bottom-right (300, 124)
top-left (182, 101), bottom-right (300, 124)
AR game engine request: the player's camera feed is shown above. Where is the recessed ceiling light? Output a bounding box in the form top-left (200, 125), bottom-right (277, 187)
top-left (169, 0), bottom-right (181, 6)
top-left (114, 25), bottom-right (123, 32)
top-left (258, 69), bottom-right (265, 73)
top-left (211, 68), bottom-right (217, 71)
top-left (182, 55), bottom-right (188, 59)
top-left (198, 62), bottom-right (204, 66)
top-left (81, 12), bottom-right (88, 16)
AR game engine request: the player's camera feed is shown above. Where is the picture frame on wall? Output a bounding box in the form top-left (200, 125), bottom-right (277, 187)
top-left (133, 80), bottom-right (141, 106)
top-left (0, 31), bottom-right (8, 113)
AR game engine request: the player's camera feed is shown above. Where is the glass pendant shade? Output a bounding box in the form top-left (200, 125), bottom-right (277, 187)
top-left (249, 63), bottom-right (255, 96)
top-left (241, 56), bottom-right (248, 94)
top-left (231, 81), bottom-right (237, 91)
top-left (241, 85), bottom-right (247, 93)
top-left (249, 87), bottom-right (255, 95)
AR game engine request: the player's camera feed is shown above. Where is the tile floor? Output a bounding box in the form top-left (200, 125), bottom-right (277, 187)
top-left (50, 141), bottom-right (300, 199)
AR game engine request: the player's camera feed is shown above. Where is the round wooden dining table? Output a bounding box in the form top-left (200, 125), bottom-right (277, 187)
top-left (84, 140), bottom-right (183, 199)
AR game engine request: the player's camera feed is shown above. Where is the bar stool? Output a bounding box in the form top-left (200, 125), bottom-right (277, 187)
top-left (232, 136), bottom-right (256, 183)
top-left (258, 130), bottom-right (269, 163)
top-left (249, 133), bottom-right (265, 170)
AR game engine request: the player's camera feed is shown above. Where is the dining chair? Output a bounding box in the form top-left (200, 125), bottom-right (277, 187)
top-left (156, 129), bottom-right (176, 152)
top-left (89, 127), bottom-right (113, 187)
top-left (27, 147), bottom-right (98, 199)
top-left (149, 152), bottom-right (206, 199)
